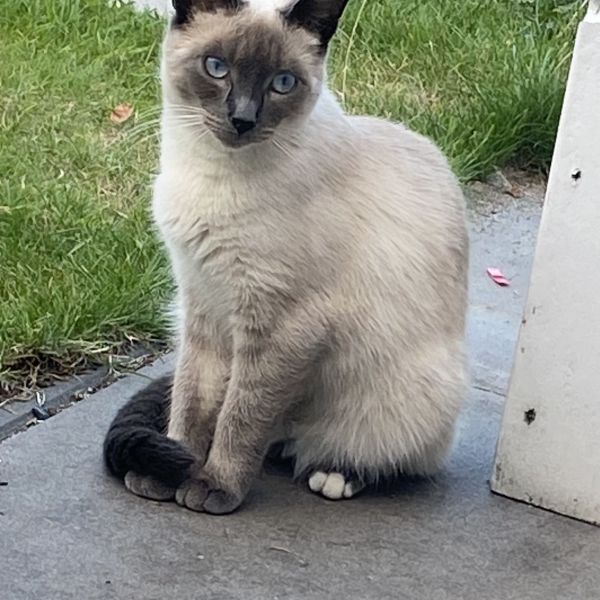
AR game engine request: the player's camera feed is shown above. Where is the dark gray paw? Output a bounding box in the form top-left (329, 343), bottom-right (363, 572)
top-left (124, 471), bottom-right (176, 501)
top-left (202, 487), bottom-right (242, 515)
top-left (175, 475), bottom-right (243, 515)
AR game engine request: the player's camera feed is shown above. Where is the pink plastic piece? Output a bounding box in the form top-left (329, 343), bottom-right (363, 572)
top-left (487, 267), bottom-right (511, 287)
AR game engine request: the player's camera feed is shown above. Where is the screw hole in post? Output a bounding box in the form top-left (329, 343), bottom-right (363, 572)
top-left (571, 168), bottom-right (582, 182)
top-left (524, 409), bottom-right (536, 425)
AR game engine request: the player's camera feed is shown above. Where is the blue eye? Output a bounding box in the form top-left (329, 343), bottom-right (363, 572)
top-left (271, 72), bottom-right (297, 94)
top-left (204, 56), bottom-right (229, 79)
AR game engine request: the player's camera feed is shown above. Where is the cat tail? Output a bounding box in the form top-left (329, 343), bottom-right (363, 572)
top-left (103, 374), bottom-right (195, 488)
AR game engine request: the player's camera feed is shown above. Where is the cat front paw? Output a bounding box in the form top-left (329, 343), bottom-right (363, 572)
top-left (175, 472), bottom-right (243, 515)
top-left (124, 471), bottom-right (176, 501)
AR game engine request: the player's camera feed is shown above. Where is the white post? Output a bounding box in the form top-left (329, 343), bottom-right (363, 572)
top-left (491, 1), bottom-right (600, 525)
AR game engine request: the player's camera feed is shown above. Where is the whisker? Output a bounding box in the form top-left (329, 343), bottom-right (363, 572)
top-left (271, 138), bottom-right (296, 161)
top-left (110, 101), bottom-right (219, 149)
top-left (134, 106), bottom-right (163, 119)
top-left (164, 116), bottom-right (206, 125)
top-left (126, 131), bottom-right (161, 148)
top-left (166, 103), bottom-right (213, 117)
top-left (126, 121), bottom-right (161, 138)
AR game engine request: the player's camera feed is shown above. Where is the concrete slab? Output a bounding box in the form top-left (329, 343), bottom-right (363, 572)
top-left (467, 198), bottom-right (542, 396)
top-left (3, 200), bottom-right (599, 600)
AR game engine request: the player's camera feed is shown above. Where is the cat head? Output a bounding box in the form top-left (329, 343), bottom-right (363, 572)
top-left (163, 0), bottom-right (350, 148)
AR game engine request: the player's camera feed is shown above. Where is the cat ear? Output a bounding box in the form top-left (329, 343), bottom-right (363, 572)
top-left (283, 0), bottom-right (350, 49)
top-left (171, 0), bottom-right (243, 26)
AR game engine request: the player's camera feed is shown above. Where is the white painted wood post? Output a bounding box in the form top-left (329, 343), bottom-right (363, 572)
top-left (491, 0), bottom-right (600, 525)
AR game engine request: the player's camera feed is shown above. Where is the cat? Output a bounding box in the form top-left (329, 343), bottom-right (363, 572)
top-left (104, 0), bottom-right (469, 515)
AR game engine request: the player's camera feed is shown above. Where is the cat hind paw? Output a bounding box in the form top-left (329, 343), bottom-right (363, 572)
top-left (307, 470), bottom-right (365, 500)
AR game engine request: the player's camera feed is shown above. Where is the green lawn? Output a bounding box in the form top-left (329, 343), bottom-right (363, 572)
top-left (0, 0), bottom-right (582, 394)
top-left (332, 0), bottom-right (582, 179)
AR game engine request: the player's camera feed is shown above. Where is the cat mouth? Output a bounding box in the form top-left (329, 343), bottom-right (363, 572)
top-left (210, 127), bottom-right (273, 149)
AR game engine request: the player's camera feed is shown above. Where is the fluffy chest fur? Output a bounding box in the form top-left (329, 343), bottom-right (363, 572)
top-left (152, 144), bottom-right (330, 336)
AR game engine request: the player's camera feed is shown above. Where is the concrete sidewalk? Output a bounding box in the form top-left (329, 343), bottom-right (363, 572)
top-left (2, 195), bottom-right (600, 600)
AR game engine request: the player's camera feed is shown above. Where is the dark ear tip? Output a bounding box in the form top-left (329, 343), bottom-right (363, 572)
top-left (172, 0), bottom-right (244, 26)
top-left (171, 0), bottom-right (192, 26)
top-left (283, 0), bottom-right (351, 48)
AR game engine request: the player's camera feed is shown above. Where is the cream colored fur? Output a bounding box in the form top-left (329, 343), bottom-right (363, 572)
top-left (153, 7), bottom-right (468, 505)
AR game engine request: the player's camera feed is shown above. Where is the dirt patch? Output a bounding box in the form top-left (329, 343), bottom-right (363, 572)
top-left (466, 168), bottom-right (546, 218)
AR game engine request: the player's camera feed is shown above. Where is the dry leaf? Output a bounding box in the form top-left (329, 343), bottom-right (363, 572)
top-left (110, 103), bottom-right (134, 124)
top-left (507, 184), bottom-right (524, 198)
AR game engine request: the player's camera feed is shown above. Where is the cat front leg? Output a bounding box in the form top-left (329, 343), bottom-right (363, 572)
top-left (125, 329), bottom-right (229, 501)
top-left (168, 330), bottom-right (230, 463)
top-left (176, 308), bottom-right (327, 514)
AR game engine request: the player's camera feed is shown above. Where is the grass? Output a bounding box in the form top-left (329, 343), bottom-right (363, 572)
top-left (331, 0), bottom-right (584, 179)
top-left (0, 0), bottom-right (168, 394)
top-left (0, 0), bottom-right (583, 394)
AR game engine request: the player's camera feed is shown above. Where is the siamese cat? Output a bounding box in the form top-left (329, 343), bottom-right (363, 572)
top-left (104, 0), bottom-right (469, 514)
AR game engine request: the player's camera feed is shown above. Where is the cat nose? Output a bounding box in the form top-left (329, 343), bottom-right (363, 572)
top-left (231, 117), bottom-right (256, 136)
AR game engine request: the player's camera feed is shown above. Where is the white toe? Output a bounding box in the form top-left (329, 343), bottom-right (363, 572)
top-left (308, 471), bottom-right (328, 493)
top-left (321, 473), bottom-right (346, 500)
top-left (308, 471), bottom-right (364, 500)
top-left (343, 480), bottom-right (365, 498)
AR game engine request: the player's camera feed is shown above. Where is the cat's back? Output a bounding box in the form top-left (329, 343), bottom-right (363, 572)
top-left (337, 115), bottom-right (466, 247)
top-left (347, 115), bottom-right (461, 203)
top-left (323, 115), bottom-right (468, 342)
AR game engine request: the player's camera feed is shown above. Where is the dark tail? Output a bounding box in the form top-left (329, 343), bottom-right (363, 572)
top-left (103, 375), bottom-right (195, 488)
